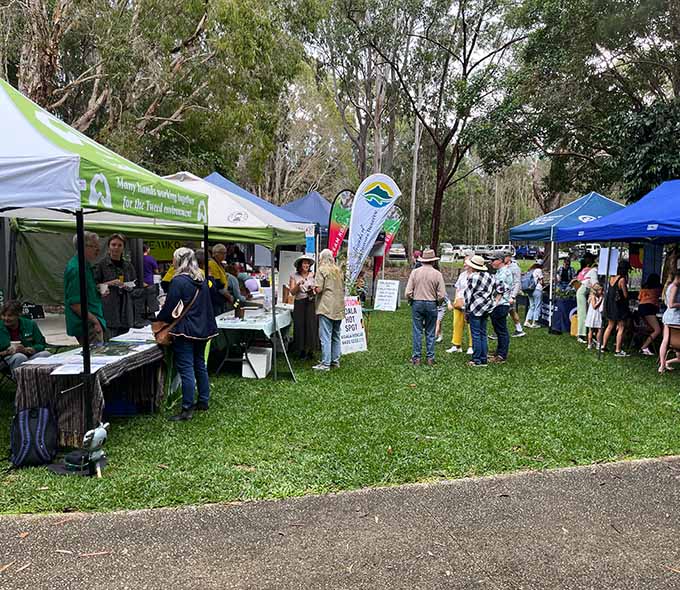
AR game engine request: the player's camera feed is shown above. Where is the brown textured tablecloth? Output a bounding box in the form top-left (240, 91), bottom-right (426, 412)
top-left (14, 346), bottom-right (165, 447)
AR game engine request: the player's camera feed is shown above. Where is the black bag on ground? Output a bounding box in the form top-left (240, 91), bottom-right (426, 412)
top-left (9, 408), bottom-right (58, 467)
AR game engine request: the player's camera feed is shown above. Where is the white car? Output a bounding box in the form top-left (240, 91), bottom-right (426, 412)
top-left (388, 243), bottom-right (407, 259)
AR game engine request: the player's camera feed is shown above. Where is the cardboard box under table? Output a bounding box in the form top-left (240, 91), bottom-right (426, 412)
top-left (215, 307), bottom-right (293, 380)
top-left (14, 342), bottom-right (165, 448)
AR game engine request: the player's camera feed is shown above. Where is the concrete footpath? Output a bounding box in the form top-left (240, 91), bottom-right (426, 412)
top-left (1, 457), bottom-right (679, 589)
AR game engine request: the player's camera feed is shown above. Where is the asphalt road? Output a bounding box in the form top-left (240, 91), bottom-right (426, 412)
top-left (1, 457), bottom-right (679, 589)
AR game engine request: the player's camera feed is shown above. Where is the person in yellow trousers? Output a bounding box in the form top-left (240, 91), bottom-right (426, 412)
top-left (447, 255), bottom-right (473, 355)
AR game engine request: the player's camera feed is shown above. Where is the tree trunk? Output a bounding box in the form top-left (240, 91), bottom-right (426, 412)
top-left (429, 150), bottom-right (447, 252)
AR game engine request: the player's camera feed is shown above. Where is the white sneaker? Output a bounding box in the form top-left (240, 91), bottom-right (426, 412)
top-left (446, 346), bottom-right (460, 353)
top-left (312, 363), bottom-right (330, 371)
top-left (436, 335), bottom-right (443, 343)
top-left (466, 347), bottom-right (473, 355)
top-left (640, 348), bottom-right (654, 356)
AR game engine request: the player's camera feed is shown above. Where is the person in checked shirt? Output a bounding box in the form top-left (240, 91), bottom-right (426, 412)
top-left (405, 249), bottom-right (448, 366)
top-left (464, 255), bottom-right (503, 367)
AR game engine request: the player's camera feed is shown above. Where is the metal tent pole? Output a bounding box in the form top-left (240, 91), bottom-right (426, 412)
top-left (76, 211), bottom-right (91, 375)
top-left (270, 247), bottom-right (278, 380)
top-left (76, 210), bottom-right (93, 429)
top-left (548, 239), bottom-right (555, 328)
top-left (203, 225), bottom-right (209, 272)
top-left (598, 241), bottom-right (613, 359)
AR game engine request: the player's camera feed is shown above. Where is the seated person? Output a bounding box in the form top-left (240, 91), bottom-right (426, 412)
top-left (0, 301), bottom-right (52, 374)
top-left (244, 276), bottom-right (260, 294)
top-left (226, 264), bottom-right (248, 309)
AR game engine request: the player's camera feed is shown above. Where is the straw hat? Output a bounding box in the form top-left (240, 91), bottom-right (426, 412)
top-left (418, 249), bottom-right (440, 263)
top-left (467, 255), bottom-right (488, 271)
top-left (294, 253), bottom-right (315, 269)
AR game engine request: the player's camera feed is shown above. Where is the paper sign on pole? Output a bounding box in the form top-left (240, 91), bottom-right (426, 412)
top-left (374, 280), bottom-right (400, 311)
top-left (340, 296), bottom-right (367, 354)
top-left (598, 247), bottom-right (619, 276)
top-left (277, 250), bottom-right (301, 304)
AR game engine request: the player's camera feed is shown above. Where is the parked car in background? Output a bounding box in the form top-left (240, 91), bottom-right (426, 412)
top-left (451, 244), bottom-right (470, 260)
top-left (474, 244), bottom-right (493, 257)
top-left (490, 244), bottom-right (516, 257)
top-left (515, 244), bottom-right (539, 259)
top-left (388, 243), bottom-right (407, 259)
top-left (570, 243), bottom-right (602, 259)
top-left (440, 242), bottom-right (454, 262)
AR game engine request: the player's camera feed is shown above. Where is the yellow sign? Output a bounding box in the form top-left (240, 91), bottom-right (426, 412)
top-left (145, 239), bottom-right (186, 262)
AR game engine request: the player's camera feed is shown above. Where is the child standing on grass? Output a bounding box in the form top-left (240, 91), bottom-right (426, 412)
top-left (585, 283), bottom-right (604, 350)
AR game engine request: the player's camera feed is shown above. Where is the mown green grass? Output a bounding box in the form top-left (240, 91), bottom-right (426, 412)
top-left (1, 307), bottom-right (678, 514)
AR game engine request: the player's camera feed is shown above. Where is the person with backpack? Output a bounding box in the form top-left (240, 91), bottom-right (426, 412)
top-left (523, 262), bottom-right (544, 328)
top-left (504, 252), bottom-right (525, 337)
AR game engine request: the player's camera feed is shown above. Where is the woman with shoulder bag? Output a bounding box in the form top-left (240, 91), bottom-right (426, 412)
top-left (447, 256), bottom-right (472, 354)
top-left (156, 248), bottom-right (218, 421)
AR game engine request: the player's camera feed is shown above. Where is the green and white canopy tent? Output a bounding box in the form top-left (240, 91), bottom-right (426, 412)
top-left (0, 78), bottom-right (209, 378)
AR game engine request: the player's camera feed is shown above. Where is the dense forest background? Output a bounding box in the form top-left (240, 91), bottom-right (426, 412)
top-left (2, 0), bottom-right (680, 251)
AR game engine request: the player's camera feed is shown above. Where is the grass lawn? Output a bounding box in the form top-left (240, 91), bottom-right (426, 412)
top-left (1, 307), bottom-right (678, 514)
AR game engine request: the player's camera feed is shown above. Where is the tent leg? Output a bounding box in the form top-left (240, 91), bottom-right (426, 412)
top-left (202, 225), bottom-right (209, 272)
top-left (271, 248), bottom-right (278, 380)
top-left (598, 241), bottom-right (613, 360)
top-left (76, 210), bottom-right (93, 430)
top-left (548, 241), bottom-right (555, 329)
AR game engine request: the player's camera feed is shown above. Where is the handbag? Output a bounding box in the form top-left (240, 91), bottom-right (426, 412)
top-left (152, 288), bottom-right (200, 346)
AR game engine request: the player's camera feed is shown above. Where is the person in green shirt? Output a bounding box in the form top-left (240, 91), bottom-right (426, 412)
top-left (0, 301), bottom-right (51, 373)
top-left (63, 231), bottom-right (106, 345)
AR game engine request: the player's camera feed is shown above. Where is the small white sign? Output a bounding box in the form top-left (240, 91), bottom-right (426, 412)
top-left (598, 247), bottom-right (620, 276)
top-left (374, 279), bottom-right (400, 311)
top-left (340, 296), bottom-right (367, 354)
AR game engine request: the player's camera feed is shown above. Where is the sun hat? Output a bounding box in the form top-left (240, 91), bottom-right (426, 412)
top-left (418, 249), bottom-right (440, 263)
top-left (467, 255), bottom-right (488, 271)
top-left (294, 253), bottom-right (315, 268)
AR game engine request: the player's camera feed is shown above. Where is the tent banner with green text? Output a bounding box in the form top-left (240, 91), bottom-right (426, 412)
top-left (0, 79), bottom-right (208, 224)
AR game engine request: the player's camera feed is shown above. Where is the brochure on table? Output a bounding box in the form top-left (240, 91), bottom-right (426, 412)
top-left (20, 335), bottom-right (158, 375)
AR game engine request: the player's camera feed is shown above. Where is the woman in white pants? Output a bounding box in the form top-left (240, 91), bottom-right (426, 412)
top-left (525, 263), bottom-right (544, 328)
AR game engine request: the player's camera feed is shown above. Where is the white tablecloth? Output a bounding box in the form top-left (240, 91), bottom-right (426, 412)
top-left (215, 308), bottom-right (292, 339)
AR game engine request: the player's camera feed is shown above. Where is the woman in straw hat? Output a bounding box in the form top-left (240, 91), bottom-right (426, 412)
top-left (289, 253), bottom-right (318, 360)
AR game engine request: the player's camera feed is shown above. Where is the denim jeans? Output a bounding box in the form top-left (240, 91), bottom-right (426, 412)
top-left (6, 351), bottom-right (51, 374)
top-left (173, 336), bottom-right (209, 410)
top-left (411, 300), bottom-right (437, 360)
top-left (468, 313), bottom-right (489, 364)
top-left (490, 305), bottom-right (510, 359)
top-left (527, 289), bottom-right (543, 322)
top-left (318, 314), bottom-right (342, 367)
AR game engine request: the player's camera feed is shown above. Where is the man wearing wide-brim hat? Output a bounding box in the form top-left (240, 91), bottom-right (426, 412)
top-left (464, 254), bottom-right (499, 367)
top-left (405, 249), bottom-right (447, 366)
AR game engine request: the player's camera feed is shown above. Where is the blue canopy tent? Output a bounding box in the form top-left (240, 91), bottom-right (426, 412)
top-left (556, 180), bottom-right (680, 244)
top-left (204, 172), bottom-right (312, 225)
top-left (281, 191), bottom-right (331, 229)
top-left (510, 192), bottom-right (625, 242)
top-left (510, 191), bottom-right (625, 328)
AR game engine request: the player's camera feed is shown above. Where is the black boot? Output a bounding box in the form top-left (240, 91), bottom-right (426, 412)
top-left (168, 408), bottom-right (193, 421)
